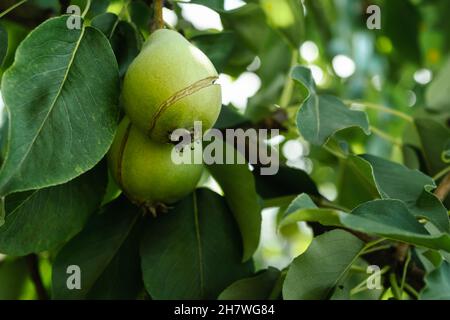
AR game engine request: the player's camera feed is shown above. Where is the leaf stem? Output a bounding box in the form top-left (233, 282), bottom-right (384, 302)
top-left (389, 273), bottom-right (402, 300)
top-left (399, 249), bottom-right (411, 297)
top-left (279, 50), bottom-right (298, 108)
top-left (349, 265), bottom-right (390, 296)
top-left (433, 166), bottom-right (450, 182)
top-left (403, 282), bottom-right (419, 299)
top-left (323, 144), bottom-right (347, 160)
top-left (345, 100), bottom-right (414, 123)
top-left (81, 0), bottom-right (91, 18)
top-left (370, 126), bottom-right (402, 147)
top-left (361, 244), bottom-right (392, 255)
top-left (26, 254), bottom-right (48, 300)
top-left (0, 0), bottom-right (28, 18)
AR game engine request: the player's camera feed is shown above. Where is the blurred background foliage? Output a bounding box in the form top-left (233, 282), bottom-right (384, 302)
top-left (0, 0), bottom-right (449, 299)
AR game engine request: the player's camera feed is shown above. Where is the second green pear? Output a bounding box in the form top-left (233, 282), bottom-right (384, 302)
top-left (108, 117), bottom-right (204, 206)
top-left (122, 29), bottom-right (222, 142)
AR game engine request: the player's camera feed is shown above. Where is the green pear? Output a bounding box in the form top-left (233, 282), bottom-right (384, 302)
top-left (108, 117), bottom-right (203, 206)
top-left (122, 29), bottom-right (222, 142)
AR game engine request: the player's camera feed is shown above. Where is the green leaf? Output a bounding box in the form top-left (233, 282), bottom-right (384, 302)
top-left (280, 194), bottom-right (343, 228)
top-left (218, 267), bottom-right (282, 300)
top-left (221, 4), bottom-right (273, 54)
top-left (420, 261), bottom-right (450, 300)
top-left (0, 257), bottom-right (28, 299)
top-left (414, 118), bottom-right (450, 176)
top-left (342, 200), bottom-right (450, 252)
top-left (91, 13), bottom-right (142, 76)
top-left (293, 67), bottom-right (370, 146)
top-left (336, 155), bottom-right (380, 209)
top-left (415, 248), bottom-right (443, 273)
top-left (283, 230), bottom-right (365, 300)
top-left (140, 189), bottom-right (253, 299)
top-left (52, 196), bottom-right (141, 299)
top-left (0, 23), bottom-right (7, 67)
top-left (189, 0), bottom-right (224, 12)
top-left (331, 258), bottom-right (383, 300)
top-left (426, 56), bottom-right (450, 112)
top-left (362, 154), bottom-right (449, 232)
top-left (207, 140), bottom-right (261, 262)
top-left (253, 165), bottom-right (319, 199)
top-left (214, 105), bottom-right (250, 129)
top-left (128, 0), bottom-right (152, 31)
top-left (71, 0), bottom-right (110, 18)
top-left (0, 164), bottom-right (107, 256)
top-left (0, 16), bottom-right (119, 196)
top-left (260, 0), bottom-right (304, 48)
top-left (190, 32), bottom-right (235, 73)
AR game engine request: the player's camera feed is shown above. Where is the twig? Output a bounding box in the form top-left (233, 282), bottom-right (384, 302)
top-left (434, 173), bottom-right (450, 202)
top-left (0, 0), bottom-right (28, 18)
top-left (433, 166), bottom-right (450, 182)
top-left (26, 254), bottom-right (48, 300)
top-left (152, 0), bottom-right (164, 31)
top-left (345, 100), bottom-right (414, 123)
top-left (370, 126), bottom-right (402, 147)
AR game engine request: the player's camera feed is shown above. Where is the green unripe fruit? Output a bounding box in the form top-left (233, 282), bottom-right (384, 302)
top-left (108, 117), bottom-right (203, 206)
top-left (122, 29), bottom-right (222, 142)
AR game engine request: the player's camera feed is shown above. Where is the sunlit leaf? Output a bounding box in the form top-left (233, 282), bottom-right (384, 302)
top-left (283, 230), bottom-right (365, 300)
top-left (293, 66), bottom-right (370, 146)
top-left (0, 16), bottom-right (119, 196)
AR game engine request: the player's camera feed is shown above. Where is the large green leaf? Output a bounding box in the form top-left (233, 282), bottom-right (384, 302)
top-left (283, 230), bottom-right (365, 300)
top-left (140, 189), bottom-right (253, 299)
top-left (52, 196), bottom-right (141, 299)
top-left (362, 154), bottom-right (449, 232)
top-left (420, 261), bottom-right (450, 300)
top-left (207, 140), bottom-right (261, 262)
top-left (0, 164), bottom-right (107, 256)
top-left (426, 56), bottom-right (450, 112)
top-left (218, 267), bottom-right (282, 300)
top-left (414, 118), bottom-right (450, 176)
top-left (293, 67), bottom-right (370, 146)
top-left (0, 23), bottom-right (7, 67)
top-left (91, 13), bottom-right (141, 77)
top-left (342, 200), bottom-right (450, 252)
top-left (260, 0), bottom-right (304, 48)
top-left (0, 16), bottom-right (119, 196)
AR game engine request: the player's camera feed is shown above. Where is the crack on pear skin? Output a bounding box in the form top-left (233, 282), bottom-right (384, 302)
top-left (147, 76), bottom-right (219, 136)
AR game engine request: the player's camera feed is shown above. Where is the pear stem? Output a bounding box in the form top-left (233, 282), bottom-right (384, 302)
top-left (152, 0), bottom-right (164, 31)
